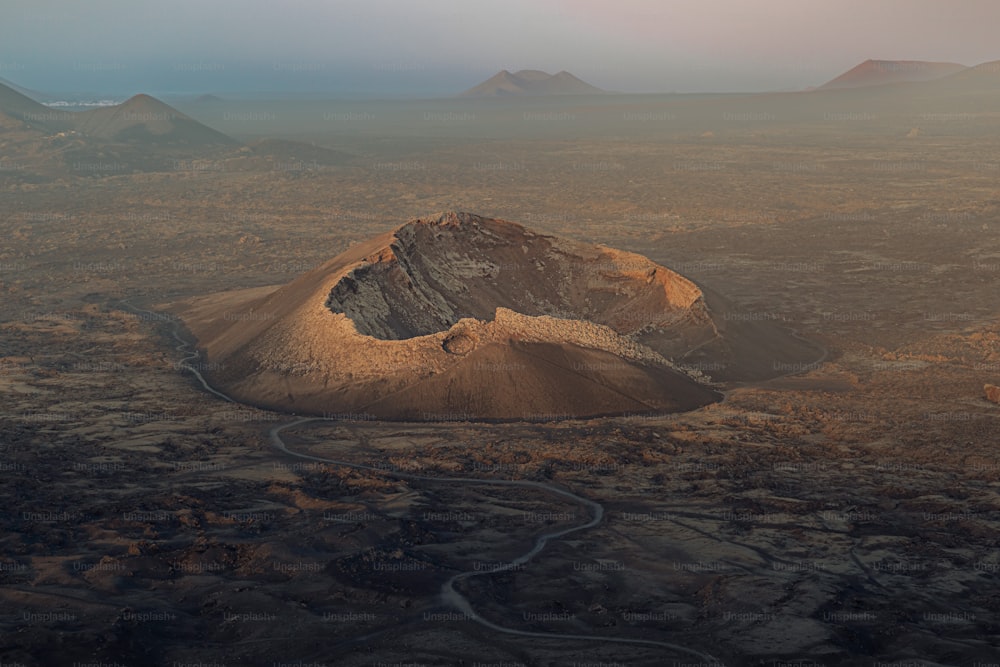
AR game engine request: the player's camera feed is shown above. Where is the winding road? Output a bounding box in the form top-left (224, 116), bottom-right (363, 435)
top-left (121, 299), bottom-right (728, 664)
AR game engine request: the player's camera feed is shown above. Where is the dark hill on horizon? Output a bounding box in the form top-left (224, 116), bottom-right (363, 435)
top-left (917, 59), bottom-right (1000, 91)
top-left (0, 81), bottom-right (238, 178)
top-left (73, 94), bottom-right (237, 146)
top-left (0, 77), bottom-right (58, 103)
top-left (809, 58), bottom-right (1000, 108)
top-left (0, 80), bottom-right (73, 131)
top-left (819, 59), bottom-right (967, 89)
top-left (461, 70), bottom-right (607, 97)
top-left (0, 81), bottom-right (237, 146)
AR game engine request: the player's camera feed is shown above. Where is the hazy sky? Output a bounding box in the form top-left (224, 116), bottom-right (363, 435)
top-left (2, 0), bottom-right (998, 96)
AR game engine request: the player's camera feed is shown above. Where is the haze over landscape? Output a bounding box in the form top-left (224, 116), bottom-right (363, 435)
top-left (4, 0), bottom-right (1000, 95)
top-left (2, 1), bottom-right (1000, 666)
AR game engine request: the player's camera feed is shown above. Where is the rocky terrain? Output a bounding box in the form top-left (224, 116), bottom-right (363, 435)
top-left (2, 76), bottom-right (999, 665)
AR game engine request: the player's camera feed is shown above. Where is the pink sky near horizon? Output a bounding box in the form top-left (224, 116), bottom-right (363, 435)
top-left (3, 0), bottom-right (999, 93)
top-left (549, 0), bottom-right (996, 68)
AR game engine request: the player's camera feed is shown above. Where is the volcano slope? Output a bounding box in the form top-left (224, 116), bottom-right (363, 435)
top-left (174, 212), bottom-right (819, 420)
top-left (73, 93), bottom-right (237, 146)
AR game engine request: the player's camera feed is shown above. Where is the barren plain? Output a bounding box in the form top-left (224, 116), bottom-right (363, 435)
top-left (1, 88), bottom-right (999, 665)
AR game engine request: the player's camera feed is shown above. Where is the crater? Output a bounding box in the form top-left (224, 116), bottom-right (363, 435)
top-left (174, 211), bottom-right (823, 420)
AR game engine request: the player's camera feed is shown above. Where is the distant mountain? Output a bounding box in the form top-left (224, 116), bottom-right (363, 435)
top-left (925, 59), bottom-right (1000, 88)
top-left (819, 59), bottom-right (967, 89)
top-left (0, 80), bottom-right (72, 131)
top-left (0, 77), bottom-right (57, 103)
top-left (0, 81), bottom-right (241, 180)
top-left (461, 69), bottom-right (606, 97)
top-left (73, 94), bottom-right (237, 145)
